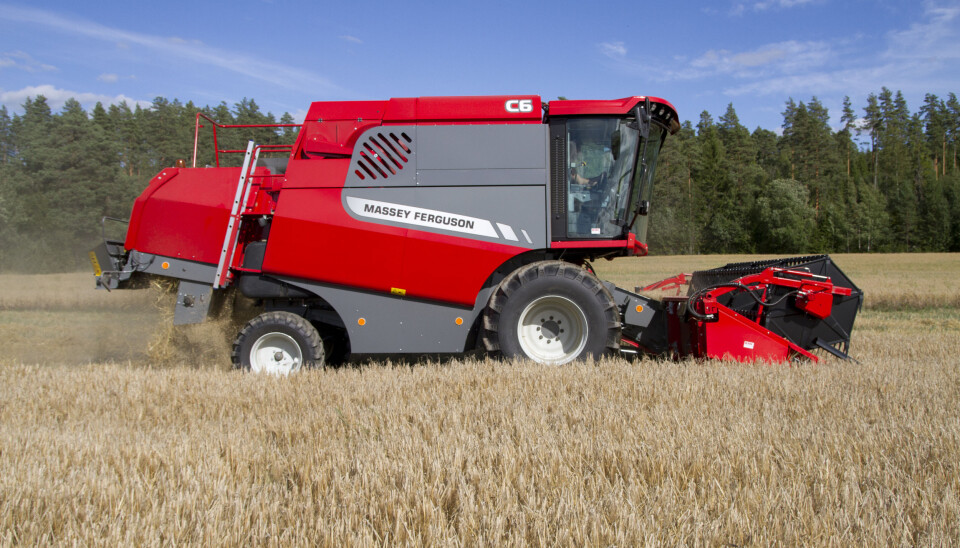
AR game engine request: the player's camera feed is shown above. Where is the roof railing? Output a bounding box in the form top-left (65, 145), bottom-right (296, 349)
top-left (192, 112), bottom-right (301, 168)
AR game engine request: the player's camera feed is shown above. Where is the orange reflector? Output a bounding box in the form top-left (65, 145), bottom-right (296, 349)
top-left (358, 318), bottom-right (366, 326)
top-left (635, 304), bottom-right (644, 313)
top-left (161, 261), bottom-right (170, 270)
top-left (455, 317), bottom-right (463, 326)
top-left (390, 287), bottom-right (406, 296)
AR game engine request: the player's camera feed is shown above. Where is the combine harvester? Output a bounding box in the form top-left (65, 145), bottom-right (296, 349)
top-left (90, 95), bottom-right (862, 372)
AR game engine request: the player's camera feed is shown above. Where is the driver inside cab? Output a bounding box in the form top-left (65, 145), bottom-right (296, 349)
top-left (569, 140), bottom-right (612, 188)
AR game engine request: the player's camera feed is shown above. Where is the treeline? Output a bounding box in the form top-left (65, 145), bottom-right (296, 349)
top-left (649, 89), bottom-right (960, 255)
top-left (1, 90), bottom-right (958, 272)
top-left (0, 96), bottom-right (296, 271)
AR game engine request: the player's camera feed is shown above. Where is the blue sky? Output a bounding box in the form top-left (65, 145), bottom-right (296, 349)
top-left (1, 0), bottom-right (959, 133)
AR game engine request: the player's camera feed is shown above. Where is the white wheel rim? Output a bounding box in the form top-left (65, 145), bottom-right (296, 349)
top-left (249, 332), bottom-right (302, 375)
top-left (517, 295), bottom-right (588, 365)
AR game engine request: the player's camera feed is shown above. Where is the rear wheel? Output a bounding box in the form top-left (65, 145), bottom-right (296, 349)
top-left (483, 261), bottom-right (620, 365)
top-left (232, 311), bottom-right (325, 374)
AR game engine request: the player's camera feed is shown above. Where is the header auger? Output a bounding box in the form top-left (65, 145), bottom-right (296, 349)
top-left (90, 95), bottom-right (861, 372)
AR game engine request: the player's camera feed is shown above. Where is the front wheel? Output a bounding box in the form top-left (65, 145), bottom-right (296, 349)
top-left (232, 311), bottom-right (325, 374)
top-left (483, 261), bottom-right (620, 365)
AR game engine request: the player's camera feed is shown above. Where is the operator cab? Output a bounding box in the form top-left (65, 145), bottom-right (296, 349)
top-left (547, 97), bottom-right (679, 252)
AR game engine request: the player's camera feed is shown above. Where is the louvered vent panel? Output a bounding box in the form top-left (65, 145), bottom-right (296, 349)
top-left (353, 131), bottom-right (413, 181)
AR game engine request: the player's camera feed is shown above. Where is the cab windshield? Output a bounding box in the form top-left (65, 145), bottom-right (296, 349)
top-left (629, 124), bottom-right (666, 243)
top-left (566, 118), bottom-right (639, 238)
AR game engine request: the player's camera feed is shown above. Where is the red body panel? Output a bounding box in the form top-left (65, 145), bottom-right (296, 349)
top-left (384, 95), bottom-right (543, 124)
top-left (261, 182), bottom-right (525, 306)
top-left (297, 95), bottom-right (543, 160)
top-left (549, 96), bottom-right (676, 116)
top-left (398, 231), bottom-right (526, 305)
top-left (303, 96), bottom-right (543, 125)
top-left (262, 187), bottom-right (408, 294)
top-left (126, 167), bottom-right (241, 263)
top-left (550, 233), bottom-right (648, 256)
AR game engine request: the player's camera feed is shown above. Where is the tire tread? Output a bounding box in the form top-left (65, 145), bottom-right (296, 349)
top-left (481, 260), bottom-right (620, 360)
top-left (231, 311), bottom-right (325, 370)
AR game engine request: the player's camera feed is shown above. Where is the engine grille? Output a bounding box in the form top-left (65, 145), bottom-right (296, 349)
top-left (353, 131), bottom-right (413, 181)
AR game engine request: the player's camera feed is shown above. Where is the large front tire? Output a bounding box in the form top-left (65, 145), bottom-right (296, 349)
top-left (232, 311), bottom-right (325, 374)
top-left (483, 261), bottom-right (620, 365)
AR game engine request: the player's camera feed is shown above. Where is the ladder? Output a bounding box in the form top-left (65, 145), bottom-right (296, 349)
top-left (214, 140), bottom-right (259, 288)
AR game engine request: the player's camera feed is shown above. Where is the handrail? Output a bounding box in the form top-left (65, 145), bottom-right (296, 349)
top-left (192, 112), bottom-right (301, 168)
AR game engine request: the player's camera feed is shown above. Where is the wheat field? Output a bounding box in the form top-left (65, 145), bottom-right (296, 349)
top-left (1, 254), bottom-right (959, 545)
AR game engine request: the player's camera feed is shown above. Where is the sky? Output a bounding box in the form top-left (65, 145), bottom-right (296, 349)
top-left (1, 0), bottom-right (959, 134)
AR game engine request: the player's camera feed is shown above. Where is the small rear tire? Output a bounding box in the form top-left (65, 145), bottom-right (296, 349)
top-left (232, 311), bottom-right (325, 374)
top-left (482, 261), bottom-right (620, 365)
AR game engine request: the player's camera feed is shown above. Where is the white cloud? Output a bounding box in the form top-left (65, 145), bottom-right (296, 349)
top-left (689, 41), bottom-right (832, 76)
top-left (753, 0), bottom-right (818, 10)
top-left (0, 5), bottom-right (344, 96)
top-left (885, 1), bottom-right (960, 61)
top-left (291, 108), bottom-right (309, 124)
top-left (0, 84), bottom-right (151, 112)
top-left (599, 41), bottom-right (627, 58)
top-left (721, 1), bottom-right (960, 98)
top-left (96, 73), bottom-right (135, 83)
top-left (340, 35), bottom-right (363, 44)
top-left (0, 50), bottom-right (57, 72)
top-left (728, 0), bottom-right (818, 15)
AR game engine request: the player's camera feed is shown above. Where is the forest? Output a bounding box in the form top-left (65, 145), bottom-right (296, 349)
top-left (0, 89), bottom-right (958, 272)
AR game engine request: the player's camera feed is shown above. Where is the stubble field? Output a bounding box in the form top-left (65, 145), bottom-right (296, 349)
top-left (1, 254), bottom-right (958, 545)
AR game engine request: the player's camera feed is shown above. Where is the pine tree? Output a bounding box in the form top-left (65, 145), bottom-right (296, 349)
top-left (920, 94), bottom-right (947, 178)
top-left (945, 93), bottom-right (960, 175)
top-left (752, 127), bottom-right (780, 179)
top-left (0, 106), bottom-right (14, 253)
top-left (0, 106), bottom-right (12, 166)
top-left (840, 96), bottom-right (857, 179)
top-left (780, 98), bottom-right (800, 179)
top-left (718, 103), bottom-right (758, 189)
top-left (649, 121), bottom-right (697, 254)
top-left (863, 93), bottom-right (882, 189)
top-left (853, 177), bottom-right (889, 252)
top-left (279, 112), bottom-right (300, 141)
top-left (695, 111), bottom-right (750, 253)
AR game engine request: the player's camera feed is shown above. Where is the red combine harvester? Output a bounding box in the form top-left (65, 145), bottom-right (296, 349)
top-left (89, 95), bottom-right (862, 372)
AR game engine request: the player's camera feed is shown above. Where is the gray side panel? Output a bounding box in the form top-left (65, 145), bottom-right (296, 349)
top-left (343, 125), bottom-right (550, 188)
top-left (173, 280), bottom-right (214, 325)
top-left (417, 125), bottom-right (547, 170)
top-left (416, 168), bottom-right (545, 188)
top-left (610, 285), bottom-right (669, 354)
top-left (281, 277), bottom-right (495, 354)
top-left (341, 186), bottom-right (547, 248)
top-left (135, 252), bottom-right (218, 284)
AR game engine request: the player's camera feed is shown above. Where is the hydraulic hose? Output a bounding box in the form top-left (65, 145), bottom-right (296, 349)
top-left (686, 283), bottom-right (799, 321)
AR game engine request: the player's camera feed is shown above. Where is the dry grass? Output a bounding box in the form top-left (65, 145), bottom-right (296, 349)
top-left (0, 272), bottom-right (152, 312)
top-left (0, 254), bottom-right (959, 545)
